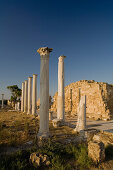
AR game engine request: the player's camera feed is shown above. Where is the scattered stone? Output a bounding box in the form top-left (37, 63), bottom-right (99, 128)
top-left (25, 141), bottom-right (33, 145)
top-left (93, 132), bottom-right (113, 147)
top-left (52, 119), bottom-right (65, 127)
top-left (29, 153), bottom-right (50, 167)
top-left (84, 129), bottom-right (100, 142)
top-left (88, 141), bottom-right (105, 163)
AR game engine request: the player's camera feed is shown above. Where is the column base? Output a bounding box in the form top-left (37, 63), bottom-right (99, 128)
top-left (37, 131), bottom-right (50, 138)
top-left (27, 112), bottom-right (32, 115)
top-left (74, 127), bottom-right (86, 133)
top-left (52, 118), bottom-right (65, 128)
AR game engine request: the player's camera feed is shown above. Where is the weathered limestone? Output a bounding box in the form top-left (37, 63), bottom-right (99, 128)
top-left (88, 141), bottom-right (105, 163)
top-left (1, 94), bottom-right (4, 109)
top-left (75, 95), bottom-right (86, 132)
top-left (70, 88), bottom-right (72, 112)
top-left (32, 74), bottom-right (37, 115)
top-left (21, 82), bottom-right (25, 112)
top-left (57, 55), bottom-right (66, 121)
top-left (24, 80), bottom-right (28, 113)
top-left (37, 47), bottom-right (53, 137)
top-left (51, 80), bottom-right (113, 120)
top-left (28, 77), bottom-right (32, 114)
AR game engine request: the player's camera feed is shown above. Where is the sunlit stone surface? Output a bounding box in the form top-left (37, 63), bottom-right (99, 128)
top-left (21, 82), bottom-right (25, 112)
top-left (32, 74), bottom-right (37, 115)
top-left (24, 80), bottom-right (28, 113)
top-left (28, 77), bottom-right (32, 114)
top-left (75, 95), bottom-right (86, 132)
top-left (37, 47), bottom-right (53, 137)
top-left (57, 55), bottom-right (66, 121)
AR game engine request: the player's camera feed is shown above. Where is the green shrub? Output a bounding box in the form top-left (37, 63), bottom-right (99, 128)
top-left (0, 142), bottom-right (92, 170)
top-left (77, 144), bottom-right (92, 170)
top-left (105, 144), bottom-right (113, 160)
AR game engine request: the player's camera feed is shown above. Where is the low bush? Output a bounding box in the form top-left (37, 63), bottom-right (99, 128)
top-left (105, 144), bottom-right (113, 160)
top-left (0, 141), bottom-right (92, 170)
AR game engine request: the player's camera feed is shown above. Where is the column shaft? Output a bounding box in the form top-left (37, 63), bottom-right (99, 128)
top-left (21, 82), bottom-right (25, 112)
top-left (24, 80), bottom-right (28, 113)
top-left (37, 47), bottom-right (52, 137)
top-left (32, 74), bottom-right (37, 115)
top-left (75, 95), bottom-right (86, 131)
top-left (57, 56), bottom-right (66, 120)
top-left (28, 77), bottom-right (32, 114)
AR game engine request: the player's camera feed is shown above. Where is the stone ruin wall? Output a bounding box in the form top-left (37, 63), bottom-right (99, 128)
top-left (50, 80), bottom-right (113, 120)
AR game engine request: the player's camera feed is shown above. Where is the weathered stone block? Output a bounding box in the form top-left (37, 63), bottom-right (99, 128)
top-left (88, 141), bottom-right (105, 163)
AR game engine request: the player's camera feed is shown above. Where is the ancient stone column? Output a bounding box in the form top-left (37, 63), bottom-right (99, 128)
top-left (57, 55), bottom-right (66, 121)
top-left (37, 47), bottom-right (53, 137)
top-left (1, 94), bottom-right (4, 109)
top-left (75, 95), bottom-right (86, 132)
top-left (32, 74), bottom-right (37, 115)
top-left (24, 80), bottom-right (28, 113)
top-left (21, 82), bottom-right (25, 112)
top-left (17, 102), bottom-right (21, 111)
top-left (27, 77), bottom-right (32, 114)
top-left (15, 103), bottom-right (17, 110)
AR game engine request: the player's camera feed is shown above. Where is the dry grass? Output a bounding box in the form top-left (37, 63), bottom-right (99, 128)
top-left (0, 109), bottom-right (77, 147)
top-left (0, 110), bottom-right (39, 146)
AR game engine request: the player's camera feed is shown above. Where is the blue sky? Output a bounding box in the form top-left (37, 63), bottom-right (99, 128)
top-left (0, 0), bottom-right (113, 99)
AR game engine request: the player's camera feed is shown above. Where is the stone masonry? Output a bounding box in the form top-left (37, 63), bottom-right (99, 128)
top-left (50, 80), bottom-right (113, 120)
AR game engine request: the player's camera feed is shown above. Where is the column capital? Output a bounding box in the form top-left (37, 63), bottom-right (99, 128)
top-left (33, 74), bottom-right (38, 76)
top-left (37, 47), bottom-right (53, 57)
top-left (59, 55), bottom-right (66, 62)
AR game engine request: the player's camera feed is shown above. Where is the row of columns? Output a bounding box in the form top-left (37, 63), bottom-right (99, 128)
top-left (21, 74), bottom-right (37, 115)
top-left (20, 46), bottom-right (86, 138)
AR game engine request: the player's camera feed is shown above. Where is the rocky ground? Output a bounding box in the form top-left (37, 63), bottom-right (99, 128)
top-left (1, 107), bottom-right (113, 169)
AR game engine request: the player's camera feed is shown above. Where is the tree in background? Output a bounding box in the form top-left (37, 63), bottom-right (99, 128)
top-left (7, 85), bottom-right (21, 103)
top-left (49, 95), bottom-right (53, 109)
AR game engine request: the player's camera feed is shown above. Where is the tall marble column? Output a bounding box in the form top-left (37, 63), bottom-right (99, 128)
top-left (37, 47), bottom-right (53, 137)
top-left (75, 95), bottom-right (86, 132)
top-left (28, 77), bottom-right (32, 114)
top-left (24, 80), bottom-right (28, 113)
top-left (32, 74), bottom-right (37, 115)
top-left (57, 55), bottom-right (66, 121)
top-left (21, 82), bottom-right (25, 112)
top-left (2, 94), bottom-right (4, 109)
